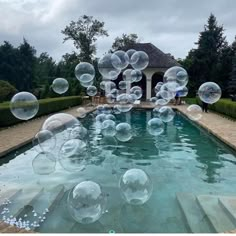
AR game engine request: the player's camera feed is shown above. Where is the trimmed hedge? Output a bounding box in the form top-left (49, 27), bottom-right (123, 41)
top-left (184, 97), bottom-right (236, 120)
top-left (0, 96), bottom-right (82, 127)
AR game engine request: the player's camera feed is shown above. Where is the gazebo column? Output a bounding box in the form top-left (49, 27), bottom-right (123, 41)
top-left (146, 76), bottom-right (152, 100)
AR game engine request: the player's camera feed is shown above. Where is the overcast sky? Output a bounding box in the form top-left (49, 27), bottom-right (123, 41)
top-left (0, 0), bottom-right (236, 61)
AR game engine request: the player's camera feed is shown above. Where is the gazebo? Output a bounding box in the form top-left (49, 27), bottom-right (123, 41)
top-left (120, 43), bottom-right (180, 100)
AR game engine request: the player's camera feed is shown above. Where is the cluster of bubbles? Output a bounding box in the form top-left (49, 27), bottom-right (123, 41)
top-left (7, 47), bottom-right (224, 228)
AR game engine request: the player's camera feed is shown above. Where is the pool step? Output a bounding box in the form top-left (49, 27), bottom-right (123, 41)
top-left (197, 195), bottom-right (236, 233)
top-left (219, 197), bottom-right (236, 226)
top-left (176, 192), bottom-right (213, 233)
top-left (15, 185), bottom-right (64, 230)
top-left (0, 188), bottom-right (22, 206)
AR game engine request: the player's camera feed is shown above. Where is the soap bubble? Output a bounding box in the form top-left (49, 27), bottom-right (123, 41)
top-left (101, 120), bottom-right (116, 137)
top-left (75, 62), bottom-right (95, 83)
top-left (152, 107), bottom-right (160, 117)
top-left (98, 54), bottom-right (121, 80)
top-left (178, 87), bottom-right (188, 97)
top-left (149, 97), bottom-right (157, 105)
top-left (80, 80), bottom-right (94, 88)
top-left (10, 92), bottom-right (39, 120)
top-left (113, 105), bottom-right (121, 115)
top-left (76, 107), bottom-right (87, 118)
top-left (186, 104), bottom-right (203, 121)
top-left (105, 81), bottom-right (117, 94)
top-left (112, 50), bottom-right (129, 70)
top-left (59, 139), bottom-right (87, 172)
top-left (155, 91), bottom-right (169, 106)
top-left (96, 114), bottom-right (107, 124)
top-left (159, 106), bottom-right (175, 123)
top-left (70, 125), bottom-right (88, 140)
top-left (123, 69), bottom-right (133, 82)
top-left (110, 88), bottom-right (119, 98)
top-left (163, 66), bottom-right (188, 89)
top-left (106, 94), bottom-right (116, 104)
top-left (52, 78), bottom-right (69, 94)
top-left (105, 114), bottom-right (116, 121)
top-left (87, 86), bottom-right (97, 96)
top-left (32, 152), bottom-right (56, 175)
top-left (198, 82), bottom-right (221, 104)
top-left (147, 118), bottom-right (164, 136)
top-left (116, 93), bottom-right (133, 113)
top-left (119, 81), bottom-right (129, 90)
top-left (126, 49), bottom-right (136, 63)
top-left (130, 51), bottom-right (149, 70)
top-left (131, 70), bottom-right (142, 82)
top-left (154, 82), bottom-right (164, 94)
top-left (130, 86), bottom-right (142, 100)
top-left (116, 122), bottom-right (132, 142)
top-left (100, 81), bottom-right (107, 90)
top-left (103, 104), bottom-right (112, 114)
top-left (159, 84), bottom-right (176, 100)
top-left (67, 181), bottom-right (106, 224)
top-left (32, 130), bottom-right (56, 153)
top-left (96, 105), bottom-right (105, 114)
top-left (42, 113), bottom-right (80, 135)
top-left (119, 168), bottom-right (153, 205)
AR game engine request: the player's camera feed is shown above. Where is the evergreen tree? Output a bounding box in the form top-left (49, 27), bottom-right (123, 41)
top-left (228, 37), bottom-right (236, 100)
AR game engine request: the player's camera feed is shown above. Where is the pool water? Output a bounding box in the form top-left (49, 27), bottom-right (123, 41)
top-left (1, 109), bottom-right (236, 233)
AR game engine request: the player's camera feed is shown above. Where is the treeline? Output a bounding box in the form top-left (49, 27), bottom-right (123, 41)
top-left (179, 14), bottom-right (236, 98)
top-left (0, 39), bottom-right (84, 102)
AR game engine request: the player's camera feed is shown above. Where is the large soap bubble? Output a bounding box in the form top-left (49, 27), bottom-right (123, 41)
top-left (67, 181), bottom-right (106, 224)
top-left (116, 122), bottom-right (132, 142)
top-left (119, 168), bottom-right (153, 205)
top-left (76, 107), bottom-right (87, 118)
top-left (116, 93), bottom-right (133, 113)
top-left (10, 92), bottom-right (39, 120)
top-left (52, 78), bottom-right (69, 94)
top-left (106, 94), bottom-right (116, 104)
top-left (98, 54), bottom-right (121, 80)
top-left (130, 86), bottom-right (142, 100)
top-left (159, 106), bottom-right (175, 123)
top-left (186, 104), bottom-right (203, 121)
top-left (123, 69), bottom-right (133, 82)
top-left (131, 70), bottom-right (142, 82)
top-left (130, 51), bottom-right (149, 70)
top-left (75, 62), bottom-right (95, 83)
top-left (32, 152), bottom-right (56, 175)
top-left (112, 50), bottom-right (129, 70)
top-left (70, 125), bottom-right (88, 140)
top-left (32, 130), bottom-right (56, 153)
top-left (126, 49), bottom-right (136, 63)
top-left (119, 81), bottom-right (129, 90)
top-left (87, 85), bottom-right (97, 96)
top-left (178, 87), bottom-right (188, 97)
top-left (198, 82), bottom-right (221, 104)
top-left (42, 113), bottom-right (80, 135)
top-left (59, 139), bottom-right (87, 172)
top-left (147, 118), bottom-right (164, 136)
top-left (159, 84), bottom-right (176, 100)
top-left (101, 120), bottom-right (116, 137)
top-left (163, 66), bottom-right (188, 89)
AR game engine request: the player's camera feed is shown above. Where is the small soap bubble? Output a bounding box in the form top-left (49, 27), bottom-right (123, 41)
top-left (51, 78), bottom-right (69, 94)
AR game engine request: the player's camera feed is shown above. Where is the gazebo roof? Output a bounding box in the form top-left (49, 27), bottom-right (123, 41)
top-left (123, 43), bottom-right (179, 68)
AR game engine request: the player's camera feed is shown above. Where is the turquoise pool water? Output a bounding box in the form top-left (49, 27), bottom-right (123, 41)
top-left (1, 109), bottom-right (236, 233)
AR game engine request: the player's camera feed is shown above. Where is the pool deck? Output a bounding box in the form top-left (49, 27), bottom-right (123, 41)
top-left (0, 103), bottom-right (236, 159)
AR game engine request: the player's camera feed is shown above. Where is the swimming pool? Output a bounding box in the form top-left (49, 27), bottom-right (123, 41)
top-left (1, 109), bottom-right (236, 233)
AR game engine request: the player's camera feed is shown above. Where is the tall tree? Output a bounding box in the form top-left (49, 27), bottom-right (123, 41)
top-left (181, 14), bottom-right (229, 96)
top-left (111, 33), bottom-right (139, 51)
top-left (62, 15), bottom-right (108, 62)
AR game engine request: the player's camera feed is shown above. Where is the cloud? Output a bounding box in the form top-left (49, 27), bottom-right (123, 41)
top-left (0, 0), bottom-right (235, 61)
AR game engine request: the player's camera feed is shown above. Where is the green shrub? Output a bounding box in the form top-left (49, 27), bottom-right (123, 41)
top-left (184, 97), bottom-right (236, 119)
top-left (0, 80), bottom-right (18, 102)
top-left (0, 96), bottom-right (82, 127)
